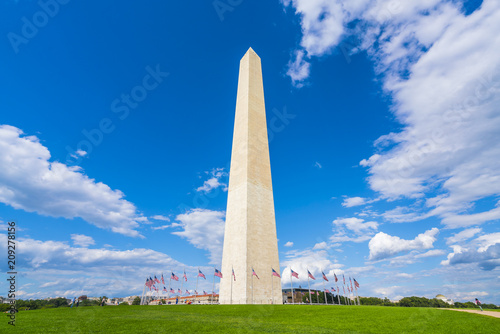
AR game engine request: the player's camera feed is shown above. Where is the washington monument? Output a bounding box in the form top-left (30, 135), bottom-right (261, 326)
top-left (219, 48), bottom-right (281, 304)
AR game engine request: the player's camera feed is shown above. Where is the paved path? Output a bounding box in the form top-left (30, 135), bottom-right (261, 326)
top-left (447, 308), bottom-right (500, 318)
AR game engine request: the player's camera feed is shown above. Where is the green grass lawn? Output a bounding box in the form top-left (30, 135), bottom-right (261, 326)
top-left (2, 305), bottom-right (499, 333)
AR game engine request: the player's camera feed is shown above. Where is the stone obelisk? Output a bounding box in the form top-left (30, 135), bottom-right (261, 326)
top-left (219, 48), bottom-right (281, 304)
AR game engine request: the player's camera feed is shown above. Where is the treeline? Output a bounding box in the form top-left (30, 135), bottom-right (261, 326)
top-left (0, 297), bottom-right (70, 312)
top-left (360, 296), bottom-right (499, 309)
top-left (0, 297), bottom-right (109, 312)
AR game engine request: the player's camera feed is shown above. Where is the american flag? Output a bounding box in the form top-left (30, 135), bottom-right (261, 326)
top-left (252, 268), bottom-right (259, 279)
top-left (354, 278), bottom-right (360, 288)
top-left (232, 268), bottom-right (236, 281)
top-left (161, 274), bottom-right (165, 285)
top-left (203, 290), bottom-right (207, 295)
top-left (343, 274), bottom-right (345, 284)
top-left (170, 288), bottom-right (175, 294)
top-left (152, 285), bottom-right (158, 291)
top-left (163, 286), bottom-right (167, 292)
top-left (214, 268), bottom-right (223, 278)
top-left (331, 287), bottom-right (336, 292)
top-left (185, 290), bottom-right (190, 295)
top-left (194, 290), bottom-right (198, 295)
top-left (177, 288), bottom-right (182, 294)
top-left (154, 275), bottom-right (160, 284)
top-left (291, 269), bottom-right (299, 279)
top-left (171, 272), bottom-right (179, 281)
top-left (272, 268), bottom-right (281, 278)
top-left (198, 269), bottom-right (206, 279)
top-left (325, 289), bottom-right (331, 293)
top-left (308, 270), bottom-right (315, 280)
top-left (334, 273), bottom-right (338, 282)
top-left (145, 278), bottom-right (151, 289)
top-left (322, 271), bottom-right (328, 282)
top-left (343, 286), bottom-right (346, 294)
top-left (183, 270), bottom-right (187, 282)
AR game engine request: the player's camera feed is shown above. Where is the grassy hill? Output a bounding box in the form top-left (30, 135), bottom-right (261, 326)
top-left (3, 305), bottom-right (499, 333)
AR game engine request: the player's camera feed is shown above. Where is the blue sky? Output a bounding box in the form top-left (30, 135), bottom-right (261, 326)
top-left (1, 0), bottom-right (499, 304)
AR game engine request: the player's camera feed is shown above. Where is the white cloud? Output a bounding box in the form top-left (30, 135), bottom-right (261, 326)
top-left (284, 241), bottom-right (294, 247)
top-left (70, 234), bottom-right (95, 248)
top-left (286, 49), bottom-right (311, 87)
top-left (150, 215), bottom-right (170, 221)
top-left (442, 232), bottom-right (500, 270)
top-left (282, 0), bottom-right (345, 56)
top-left (383, 249), bottom-right (446, 266)
top-left (282, 0), bottom-right (500, 230)
top-left (0, 125), bottom-right (147, 237)
top-left (382, 206), bottom-right (429, 223)
top-left (0, 234), bottom-right (221, 299)
top-left (314, 162), bottom-right (322, 169)
top-left (151, 225), bottom-right (171, 231)
top-left (333, 217), bottom-right (378, 233)
top-left (196, 168), bottom-right (228, 193)
top-left (342, 197), bottom-right (367, 208)
top-left (446, 227), bottom-right (482, 245)
top-left (172, 209), bottom-right (225, 264)
top-left (312, 241), bottom-right (326, 250)
top-left (369, 228), bottom-right (439, 261)
top-left (329, 217), bottom-right (379, 244)
top-left (0, 234), bottom-right (182, 271)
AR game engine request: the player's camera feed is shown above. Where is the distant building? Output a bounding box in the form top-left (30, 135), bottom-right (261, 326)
top-left (436, 294), bottom-right (454, 305)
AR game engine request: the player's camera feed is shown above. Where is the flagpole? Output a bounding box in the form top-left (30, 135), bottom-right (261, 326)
top-left (290, 269), bottom-right (294, 304)
top-left (322, 271), bottom-right (327, 305)
top-left (195, 267), bottom-right (199, 305)
top-left (337, 285), bottom-right (341, 305)
top-left (307, 268), bottom-right (311, 305)
top-left (271, 267), bottom-right (274, 305)
top-left (140, 280), bottom-right (146, 305)
top-left (168, 273), bottom-right (171, 300)
top-left (231, 265), bottom-right (233, 305)
top-left (180, 268), bottom-right (184, 298)
top-left (252, 267), bottom-right (254, 304)
top-left (212, 267), bottom-right (215, 305)
top-left (355, 286), bottom-right (360, 305)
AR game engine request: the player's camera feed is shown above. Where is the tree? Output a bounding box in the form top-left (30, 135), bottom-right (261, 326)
top-left (132, 297), bottom-right (141, 305)
top-left (119, 302), bottom-right (129, 306)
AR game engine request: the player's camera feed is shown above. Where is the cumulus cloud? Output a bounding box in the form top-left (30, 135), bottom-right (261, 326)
top-left (342, 197), bottom-right (367, 208)
top-left (151, 225), bottom-right (171, 231)
top-left (70, 234), bottom-right (95, 248)
top-left (0, 234), bottom-right (183, 272)
top-left (282, 0), bottom-right (500, 230)
top-left (386, 249), bottom-right (446, 266)
top-left (442, 232), bottom-right (500, 270)
top-left (150, 215), bottom-right (170, 221)
top-left (330, 217), bottom-right (379, 243)
top-left (333, 217), bottom-right (378, 233)
top-left (284, 241), bottom-right (294, 247)
top-left (286, 49), bottom-right (311, 87)
top-left (446, 227), bottom-right (482, 245)
top-left (172, 209), bottom-right (225, 264)
top-left (369, 228), bottom-right (439, 261)
top-left (196, 168), bottom-right (228, 193)
top-left (0, 234), bottom-right (218, 299)
top-left (0, 125), bottom-right (146, 237)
